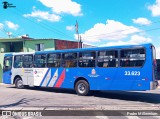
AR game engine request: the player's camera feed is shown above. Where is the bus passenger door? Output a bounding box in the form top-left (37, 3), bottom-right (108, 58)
top-left (3, 56), bottom-right (12, 84)
top-left (22, 68), bottom-right (34, 86)
top-left (22, 55), bottom-right (34, 86)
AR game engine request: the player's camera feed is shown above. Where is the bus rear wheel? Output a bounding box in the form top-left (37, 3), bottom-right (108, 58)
top-left (75, 80), bottom-right (89, 96)
top-left (15, 78), bottom-right (24, 89)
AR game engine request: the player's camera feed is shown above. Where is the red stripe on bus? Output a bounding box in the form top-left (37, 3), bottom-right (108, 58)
top-left (54, 69), bottom-right (66, 88)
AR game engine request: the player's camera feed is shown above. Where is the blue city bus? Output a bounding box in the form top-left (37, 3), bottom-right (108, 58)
top-left (2, 43), bottom-right (158, 96)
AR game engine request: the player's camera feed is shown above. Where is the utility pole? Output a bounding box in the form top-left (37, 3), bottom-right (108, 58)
top-left (79, 35), bottom-right (82, 48)
top-left (75, 20), bottom-right (79, 48)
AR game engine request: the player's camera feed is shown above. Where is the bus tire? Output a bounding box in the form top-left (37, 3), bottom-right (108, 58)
top-left (75, 80), bottom-right (89, 96)
top-left (15, 77), bottom-right (24, 89)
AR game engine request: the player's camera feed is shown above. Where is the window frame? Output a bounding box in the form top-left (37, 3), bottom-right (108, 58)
top-left (35, 44), bottom-right (44, 51)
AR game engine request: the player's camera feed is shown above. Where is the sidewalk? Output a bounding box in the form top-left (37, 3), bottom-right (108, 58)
top-left (0, 83), bottom-right (5, 85)
top-left (0, 83), bottom-right (10, 86)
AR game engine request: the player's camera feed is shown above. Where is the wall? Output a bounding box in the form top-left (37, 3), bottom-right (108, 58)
top-left (23, 39), bottom-right (55, 52)
top-left (55, 40), bottom-right (79, 50)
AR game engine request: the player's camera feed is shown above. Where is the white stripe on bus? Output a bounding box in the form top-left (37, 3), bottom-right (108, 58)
top-left (48, 69), bottom-right (58, 87)
top-left (41, 69), bottom-right (51, 87)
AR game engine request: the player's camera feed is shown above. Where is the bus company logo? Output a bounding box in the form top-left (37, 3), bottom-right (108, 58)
top-left (34, 70), bottom-right (37, 74)
top-left (34, 69), bottom-right (44, 74)
top-left (88, 69), bottom-right (99, 77)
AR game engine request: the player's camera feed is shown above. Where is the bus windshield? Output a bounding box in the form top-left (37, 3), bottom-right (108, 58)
top-left (3, 56), bottom-right (12, 72)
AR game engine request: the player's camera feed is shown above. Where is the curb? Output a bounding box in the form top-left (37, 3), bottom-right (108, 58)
top-left (0, 83), bottom-right (10, 86)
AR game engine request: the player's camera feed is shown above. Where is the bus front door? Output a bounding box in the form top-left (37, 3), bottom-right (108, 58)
top-left (3, 56), bottom-right (12, 84)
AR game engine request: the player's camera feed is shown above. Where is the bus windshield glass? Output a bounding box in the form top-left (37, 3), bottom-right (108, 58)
top-left (3, 56), bottom-right (12, 72)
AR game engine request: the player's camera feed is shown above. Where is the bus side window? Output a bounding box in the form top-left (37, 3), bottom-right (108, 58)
top-left (78, 52), bottom-right (96, 67)
top-left (14, 55), bottom-right (23, 68)
top-left (23, 55), bottom-right (33, 68)
top-left (62, 53), bottom-right (77, 68)
top-left (103, 63), bottom-right (108, 67)
top-left (34, 54), bottom-right (46, 68)
top-left (97, 50), bottom-right (118, 68)
top-left (88, 60), bottom-right (95, 67)
top-left (120, 48), bottom-right (145, 67)
top-left (47, 53), bottom-right (61, 68)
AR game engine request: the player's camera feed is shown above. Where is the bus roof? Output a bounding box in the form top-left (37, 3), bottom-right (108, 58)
top-left (4, 52), bottom-right (35, 56)
top-left (35, 43), bottom-right (153, 54)
top-left (4, 43), bottom-right (153, 56)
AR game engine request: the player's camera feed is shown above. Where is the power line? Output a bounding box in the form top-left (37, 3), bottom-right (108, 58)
top-left (12, 8), bottom-right (74, 39)
top-left (82, 20), bottom-right (160, 38)
top-left (0, 26), bottom-right (17, 38)
top-left (82, 27), bottom-right (160, 40)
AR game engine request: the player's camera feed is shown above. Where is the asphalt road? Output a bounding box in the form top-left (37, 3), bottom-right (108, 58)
top-left (0, 84), bottom-right (160, 119)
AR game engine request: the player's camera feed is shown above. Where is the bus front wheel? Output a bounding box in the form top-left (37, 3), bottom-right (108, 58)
top-left (75, 80), bottom-right (89, 96)
top-left (15, 78), bottom-right (24, 89)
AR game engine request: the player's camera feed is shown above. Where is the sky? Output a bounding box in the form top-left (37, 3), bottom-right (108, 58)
top-left (0, 0), bottom-right (160, 58)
